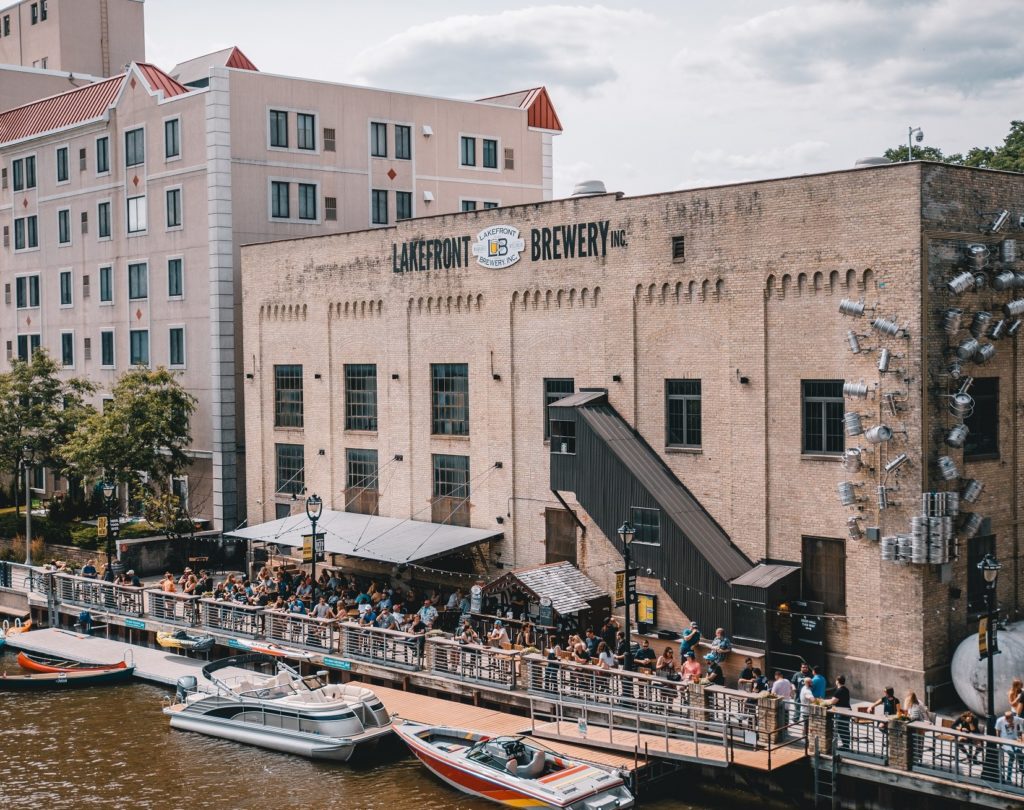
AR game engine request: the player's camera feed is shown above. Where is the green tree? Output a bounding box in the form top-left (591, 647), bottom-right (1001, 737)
top-left (883, 144), bottom-right (955, 164)
top-left (61, 367), bottom-right (197, 499)
top-left (883, 120), bottom-right (1023, 170)
top-left (986, 120), bottom-right (1024, 173)
top-left (0, 350), bottom-right (95, 516)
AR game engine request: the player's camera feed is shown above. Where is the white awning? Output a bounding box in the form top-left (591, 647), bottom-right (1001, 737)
top-left (225, 509), bottom-right (502, 565)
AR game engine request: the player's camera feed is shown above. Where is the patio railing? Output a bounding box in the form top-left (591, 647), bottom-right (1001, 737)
top-left (146, 590), bottom-right (203, 627)
top-left (200, 599), bottom-right (264, 638)
top-left (264, 610), bottom-right (337, 653)
top-left (424, 637), bottom-right (520, 690)
top-left (337, 622), bottom-right (423, 670)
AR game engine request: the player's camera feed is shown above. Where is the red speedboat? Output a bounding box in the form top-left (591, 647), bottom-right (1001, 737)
top-left (17, 651), bottom-right (128, 673)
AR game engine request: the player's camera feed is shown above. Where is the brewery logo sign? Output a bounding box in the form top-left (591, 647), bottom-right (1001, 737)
top-left (472, 225), bottom-right (525, 269)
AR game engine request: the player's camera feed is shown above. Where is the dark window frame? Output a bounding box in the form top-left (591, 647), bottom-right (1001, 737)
top-left (550, 420), bottom-right (576, 455)
top-left (346, 448), bottom-right (379, 491)
top-left (100, 330), bottom-right (115, 366)
top-left (59, 270), bottom-right (72, 306)
top-left (169, 327), bottom-right (185, 367)
top-left (57, 208), bottom-right (70, 244)
top-left (431, 363), bottom-right (469, 436)
top-left (99, 265), bottom-right (113, 303)
top-left (543, 378), bottom-right (574, 439)
top-left (127, 262), bottom-right (148, 300)
top-left (296, 113), bottom-right (316, 151)
top-left (298, 183), bottom-right (317, 220)
top-left (964, 377), bottom-right (998, 461)
top-left (97, 201), bottom-right (111, 238)
top-left (165, 187), bottom-right (181, 228)
top-left (167, 258), bottom-right (183, 298)
top-left (56, 145), bottom-right (69, 182)
top-left (802, 536), bottom-right (846, 615)
top-left (396, 190), bottom-right (412, 221)
top-left (395, 124), bottom-right (411, 160)
top-left (460, 136), bottom-right (476, 166)
top-left (482, 138), bottom-right (498, 169)
top-left (344, 364), bottom-right (378, 431)
top-left (129, 328), bottom-right (149, 366)
top-left (370, 122), bottom-right (387, 158)
top-left (60, 332), bottom-right (74, 366)
top-left (125, 128), bottom-right (145, 167)
top-left (274, 364), bottom-right (304, 428)
top-left (666, 379), bottom-right (702, 448)
top-left (802, 379), bottom-right (845, 455)
top-left (164, 118), bottom-right (180, 159)
top-left (275, 443), bottom-right (304, 496)
top-left (271, 181), bottom-right (290, 219)
top-left (630, 506), bottom-right (661, 546)
top-left (96, 136), bottom-right (110, 174)
top-left (269, 110), bottom-right (289, 148)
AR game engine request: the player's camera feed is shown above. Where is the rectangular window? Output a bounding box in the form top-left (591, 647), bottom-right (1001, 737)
top-left (482, 138), bottom-right (498, 169)
top-left (802, 380), bottom-right (845, 455)
top-left (125, 128), bottom-right (144, 167)
top-left (431, 363), bottom-right (469, 435)
top-left (323, 127), bottom-right (336, 152)
top-left (630, 506), bottom-right (661, 545)
top-left (395, 124), bottom-right (411, 160)
top-left (396, 191), bottom-right (412, 221)
top-left (550, 420), bottom-right (576, 455)
top-left (461, 200), bottom-right (477, 212)
top-left (967, 535), bottom-right (996, 614)
top-left (325, 196), bottom-right (337, 221)
top-left (57, 208), bottom-right (70, 244)
top-left (167, 258), bottom-right (183, 298)
top-left (128, 262), bottom-right (148, 300)
top-left (168, 327), bottom-right (185, 367)
top-left (129, 329), bottom-right (149, 366)
top-left (12, 158), bottom-right (23, 190)
top-left (802, 536), bottom-right (846, 615)
top-left (346, 448), bottom-right (379, 491)
top-left (79, 147), bottom-right (86, 171)
top-left (432, 453), bottom-right (470, 527)
top-left (56, 146), bottom-right (68, 182)
top-left (14, 216), bottom-right (37, 250)
top-left (666, 379), bottom-right (702, 448)
top-left (965, 378), bottom-right (998, 460)
top-left (460, 136), bottom-right (475, 166)
top-left (483, 201), bottom-right (498, 210)
top-left (31, 2), bottom-right (37, 24)
top-left (275, 443), bottom-right (304, 495)
top-left (166, 187), bottom-right (181, 228)
top-left (543, 378), bottom-right (575, 439)
top-left (40, 0), bottom-right (46, 21)
top-left (504, 147), bottom-right (515, 170)
top-left (672, 235), bottom-right (686, 262)
top-left (59, 270), bottom-right (72, 306)
top-left (271, 181), bottom-right (290, 218)
top-left (269, 110), bottom-right (288, 148)
top-left (96, 137), bottom-right (109, 174)
top-left (99, 266), bottom-right (113, 303)
top-left (296, 113), bottom-right (315, 150)
top-left (15, 275), bottom-right (40, 308)
top-left (370, 122), bottom-right (387, 157)
top-left (127, 195), bottom-right (147, 233)
top-left (100, 330), bottom-right (115, 367)
top-left (344, 363), bottom-right (378, 431)
top-left (17, 334), bottom-right (40, 361)
top-left (298, 183), bottom-right (317, 220)
top-left (60, 332), bottom-right (74, 367)
top-left (97, 201), bottom-right (111, 238)
top-left (25, 156), bottom-right (35, 188)
top-left (164, 118), bottom-right (180, 159)
top-left (80, 211), bottom-right (88, 234)
top-left (274, 364), bottom-right (304, 428)
top-left (3, 16), bottom-right (9, 36)
top-left (371, 189), bottom-right (387, 225)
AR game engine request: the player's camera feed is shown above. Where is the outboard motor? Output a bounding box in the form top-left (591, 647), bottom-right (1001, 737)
top-left (176, 675), bottom-right (198, 703)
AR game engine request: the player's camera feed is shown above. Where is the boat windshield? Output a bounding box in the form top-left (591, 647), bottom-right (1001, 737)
top-left (299, 675), bottom-right (325, 691)
top-left (467, 737), bottom-right (536, 772)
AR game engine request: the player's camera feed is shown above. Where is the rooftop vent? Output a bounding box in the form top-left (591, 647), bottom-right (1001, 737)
top-left (570, 180), bottom-right (607, 197)
top-left (854, 157), bottom-right (891, 168)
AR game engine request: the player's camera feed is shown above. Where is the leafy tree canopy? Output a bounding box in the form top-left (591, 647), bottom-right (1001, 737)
top-left (884, 120), bottom-right (1024, 173)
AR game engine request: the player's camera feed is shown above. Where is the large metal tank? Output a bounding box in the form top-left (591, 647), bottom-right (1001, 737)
top-left (951, 620), bottom-right (1024, 716)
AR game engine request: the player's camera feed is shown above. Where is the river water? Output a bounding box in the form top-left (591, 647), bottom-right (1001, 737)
top-left (0, 653), bottom-right (770, 809)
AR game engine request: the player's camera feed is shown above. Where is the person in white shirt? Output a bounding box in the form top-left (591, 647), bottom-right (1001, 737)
top-left (446, 590), bottom-right (461, 611)
top-left (771, 670), bottom-right (795, 699)
top-left (488, 620), bottom-right (510, 647)
top-left (995, 710), bottom-right (1024, 781)
top-left (799, 677), bottom-right (815, 724)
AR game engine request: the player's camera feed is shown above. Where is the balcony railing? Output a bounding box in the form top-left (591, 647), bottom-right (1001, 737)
top-left (146, 589), bottom-right (203, 627)
top-left (909, 721), bottom-right (1024, 795)
top-left (200, 599), bottom-right (265, 638)
top-left (51, 572), bottom-right (145, 616)
top-left (830, 707), bottom-right (889, 764)
top-left (264, 610), bottom-right (337, 653)
top-left (425, 637), bottom-right (520, 690)
top-left (337, 622), bottom-right (423, 670)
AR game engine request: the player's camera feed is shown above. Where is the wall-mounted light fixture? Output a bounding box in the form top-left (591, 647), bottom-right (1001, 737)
top-left (612, 374), bottom-right (622, 382)
top-left (492, 373), bottom-right (501, 381)
top-left (735, 369), bottom-right (750, 385)
top-left (314, 373), bottom-right (322, 380)
top-left (391, 373), bottom-right (400, 380)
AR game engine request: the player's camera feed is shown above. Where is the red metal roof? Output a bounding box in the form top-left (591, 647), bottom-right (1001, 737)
top-left (135, 63), bottom-right (190, 98)
top-left (478, 86), bottom-right (563, 133)
top-left (225, 46), bottom-right (258, 72)
top-left (0, 75), bottom-right (123, 144)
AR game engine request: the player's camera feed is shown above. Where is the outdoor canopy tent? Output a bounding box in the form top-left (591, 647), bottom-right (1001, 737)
top-left (225, 509), bottom-right (502, 565)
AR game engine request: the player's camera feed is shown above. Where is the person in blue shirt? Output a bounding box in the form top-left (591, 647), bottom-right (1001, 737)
top-left (811, 665), bottom-right (827, 699)
top-left (584, 629), bottom-right (601, 659)
top-left (288, 596), bottom-right (307, 615)
top-left (679, 622), bottom-right (700, 657)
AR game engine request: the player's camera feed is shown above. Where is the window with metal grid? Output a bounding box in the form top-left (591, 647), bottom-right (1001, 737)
top-left (802, 380), bottom-right (844, 454)
top-left (666, 379), bottom-right (701, 448)
top-left (543, 378), bottom-right (574, 439)
top-left (346, 448), bottom-right (379, 490)
top-left (431, 363), bottom-right (469, 435)
top-left (274, 364), bottom-right (304, 428)
top-left (275, 443), bottom-right (304, 495)
top-left (325, 196), bottom-right (338, 221)
top-left (432, 454), bottom-right (470, 526)
top-left (344, 364), bottom-right (377, 431)
top-left (630, 506), bottom-right (661, 545)
top-left (323, 128), bottom-right (336, 152)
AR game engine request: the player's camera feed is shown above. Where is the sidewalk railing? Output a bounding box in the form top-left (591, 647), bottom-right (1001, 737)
top-left (146, 589), bottom-right (203, 627)
top-left (200, 599), bottom-right (264, 638)
top-left (264, 610), bottom-right (337, 653)
top-left (337, 622), bottom-right (423, 670)
top-left (425, 637), bottom-right (520, 690)
top-left (51, 572), bottom-right (145, 617)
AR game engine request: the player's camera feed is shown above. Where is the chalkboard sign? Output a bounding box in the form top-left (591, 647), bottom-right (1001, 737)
top-left (790, 599), bottom-right (825, 648)
top-left (538, 596), bottom-right (554, 627)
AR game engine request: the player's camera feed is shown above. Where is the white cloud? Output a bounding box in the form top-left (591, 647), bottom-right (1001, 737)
top-left (692, 141), bottom-right (829, 174)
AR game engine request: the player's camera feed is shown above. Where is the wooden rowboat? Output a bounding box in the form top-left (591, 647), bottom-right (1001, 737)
top-left (17, 651), bottom-right (129, 674)
top-left (0, 665), bottom-right (135, 691)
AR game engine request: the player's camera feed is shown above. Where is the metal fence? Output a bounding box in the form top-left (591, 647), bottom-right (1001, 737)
top-left (146, 590), bottom-right (203, 627)
top-left (200, 600), bottom-right (265, 638)
top-left (425, 637), bottom-right (520, 689)
top-left (909, 721), bottom-right (1024, 795)
top-left (831, 707), bottom-right (889, 764)
top-left (337, 622), bottom-right (423, 670)
top-left (264, 610), bottom-right (337, 653)
top-left (51, 572), bottom-right (145, 616)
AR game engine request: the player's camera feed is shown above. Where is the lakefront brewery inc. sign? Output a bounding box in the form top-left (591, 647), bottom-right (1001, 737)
top-left (391, 219), bottom-right (626, 273)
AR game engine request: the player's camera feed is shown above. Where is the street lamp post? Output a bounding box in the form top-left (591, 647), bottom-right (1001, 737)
top-left (101, 481), bottom-right (117, 574)
top-left (978, 554), bottom-right (1001, 749)
top-left (306, 493), bottom-right (323, 597)
top-left (21, 445), bottom-right (35, 566)
top-left (907, 126), bottom-right (924, 161)
top-left (618, 521), bottom-right (636, 672)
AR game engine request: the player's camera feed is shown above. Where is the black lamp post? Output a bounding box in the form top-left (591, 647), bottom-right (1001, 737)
top-left (978, 553), bottom-right (1001, 745)
top-left (306, 493), bottom-right (323, 598)
top-left (618, 521), bottom-right (636, 672)
top-left (21, 445), bottom-right (35, 566)
top-left (101, 481), bottom-right (117, 573)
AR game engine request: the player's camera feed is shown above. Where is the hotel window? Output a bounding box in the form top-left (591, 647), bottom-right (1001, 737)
top-left (167, 258), bottom-right (183, 298)
top-left (128, 262), bottom-right (148, 300)
top-left (58, 208), bottom-right (71, 244)
top-left (271, 181), bottom-right (290, 219)
top-left (79, 147), bottom-right (86, 171)
top-left (25, 156), bottom-right (35, 188)
top-left (482, 138), bottom-right (498, 169)
top-left (431, 363), bottom-right (469, 436)
top-left (297, 113), bottom-right (316, 150)
top-left (164, 118), bottom-right (180, 159)
top-left (965, 378), bottom-right (998, 460)
top-left (371, 189), bottom-right (387, 225)
top-left (99, 265), bottom-right (113, 303)
top-left (100, 330), bottom-right (115, 367)
top-left (802, 536), bottom-right (846, 615)
top-left (56, 146), bottom-right (69, 182)
top-left (967, 535), bottom-right (996, 614)
top-left (483, 202), bottom-right (498, 210)
top-left (15, 275), bottom-right (40, 308)
top-left (12, 156), bottom-right (35, 190)
top-left (460, 136), bottom-right (475, 166)
top-left (17, 334), bottom-right (40, 361)
top-left (396, 191), bottom-right (412, 221)
top-left (40, 1), bottom-right (47, 21)
top-left (461, 200), bottom-right (477, 212)
top-left (550, 420), bottom-right (576, 455)
top-left (325, 196), bottom-right (338, 221)
top-left (127, 195), bottom-right (147, 233)
top-left (395, 124), bottom-right (411, 160)
top-left (274, 364), bottom-right (304, 428)
top-left (171, 476), bottom-right (189, 510)
top-left (60, 332), bottom-right (74, 367)
top-left (269, 110), bottom-right (288, 148)
top-left (666, 379), bottom-right (702, 448)
top-left (30, 2), bottom-right (37, 23)
top-left (96, 137), bottom-right (110, 174)
top-left (370, 122), bottom-right (387, 157)
top-left (14, 216), bottom-right (38, 249)
top-left (12, 158), bottom-right (22, 190)
top-left (432, 453), bottom-right (470, 527)
top-left (168, 327), bottom-right (185, 368)
top-left (346, 448), bottom-right (379, 516)
top-left (97, 201), bottom-right (111, 238)
top-left (59, 270), bottom-right (72, 306)
top-left (543, 378), bottom-right (574, 439)
top-left (298, 183), bottom-right (317, 220)
top-left (166, 187), bottom-right (182, 228)
top-left (275, 443), bottom-right (304, 495)
top-left (344, 363), bottom-right (377, 431)
top-left (630, 506), bottom-right (661, 545)
top-left (3, 15), bottom-right (9, 36)
top-left (801, 380), bottom-right (844, 455)
top-left (129, 329), bottom-right (149, 366)
top-left (125, 128), bottom-right (144, 167)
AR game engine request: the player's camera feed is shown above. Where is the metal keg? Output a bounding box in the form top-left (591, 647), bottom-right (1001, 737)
top-left (961, 512), bottom-right (983, 539)
top-left (877, 486), bottom-right (889, 510)
top-left (884, 453), bottom-right (909, 474)
top-left (1015, 272), bottom-right (1024, 289)
top-left (847, 517), bottom-right (863, 539)
top-left (989, 319), bottom-right (1007, 341)
top-left (956, 338), bottom-right (980, 361)
top-left (1002, 239), bottom-right (1018, 263)
top-left (838, 298), bottom-right (865, 317)
top-left (946, 491), bottom-right (960, 517)
top-left (967, 243), bottom-right (990, 269)
top-left (974, 273), bottom-right (989, 291)
top-left (864, 424), bottom-right (893, 444)
top-left (877, 348), bottom-right (891, 373)
top-left (1008, 319), bottom-right (1023, 338)
top-left (844, 381), bottom-right (869, 399)
top-left (969, 311), bottom-right (993, 338)
top-left (993, 271), bottom-right (1016, 291)
top-left (962, 478), bottom-right (984, 504)
top-left (843, 448), bottom-right (863, 472)
top-left (921, 493), bottom-right (938, 516)
top-left (871, 316), bottom-right (902, 337)
top-left (947, 271), bottom-right (975, 296)
top-left (974, 343), bottom-right (996, 364)
top-left (837, 481), bottom-right (858, 506)
top-left (847, 330), bottom-right (862, 353)
top-left (941, 308), bottom-right (964, 334)
top-left (1004, 299), bottom-right (1024, 318)
top-left (948, 361), bottom-right (963, 380)
top-left (937, 455), bottom-right (960, 481)
top-left (946, 423), bottom-right (969, 448)
top-left (949, 392), bottom-right (974, 420)
top-left (881, 536), bottom-right (897, 562)
top-left (844, 411), bottom-right (865, 436)
top-left (898, 534), bottom-right (913, 563)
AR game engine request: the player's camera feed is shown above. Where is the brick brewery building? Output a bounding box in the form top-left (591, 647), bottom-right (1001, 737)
top-left (240, 161), bottom-right (1024, 697)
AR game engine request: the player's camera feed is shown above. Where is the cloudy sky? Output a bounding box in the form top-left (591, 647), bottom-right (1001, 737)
top-left (146, 0), bottom-right (1024, 198)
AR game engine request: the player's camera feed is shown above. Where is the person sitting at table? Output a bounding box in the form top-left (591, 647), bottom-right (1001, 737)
top-left (127, 569), bottom-right (141, 588)
top-left (704, 627), bottom-right (732, 663)
top-left (569, 635), bottom-right (590, 664)
top-left (457, 619), bottom-right (479, 644)
top-left (489, 620), bottom-right (511, 648)
top-left (81, 560), bottom-right (98, 579)
top-left (516, 622), bottom-right (537, 648)
top-left (634, 638), bottom-right (657, 668)
top-left (374, 606), bottom-right (399, 630)
top-left (656, 647), bottom-right (679, 679)
top-left (160, 572), bottom-right (176, 593)
top-left (310, 596), bottom-right (334, 620)
top-left (705, 657), bottom-right (724, 686)
top-left (680, 650), bottom-right (702, 683)
top-left (952, 710), bottom-right (982, 764)
top-left (596, 641), bottom-right (617, 669)
top-left (288, 594), bottom-right (308, 616)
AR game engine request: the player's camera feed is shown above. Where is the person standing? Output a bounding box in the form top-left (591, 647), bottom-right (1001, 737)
top-left (869, 686), bottom-right (900, 717)
top-left (799, 677), bottom-right (815, 726)
top-left (825, 675), bottom-right (852, 748)
top-left (995, 710), bottom-right (1024, 782)
top-left (810, 666), bottom-right (827, 700)
top-left (679, 622), bottom-right (700, 657)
